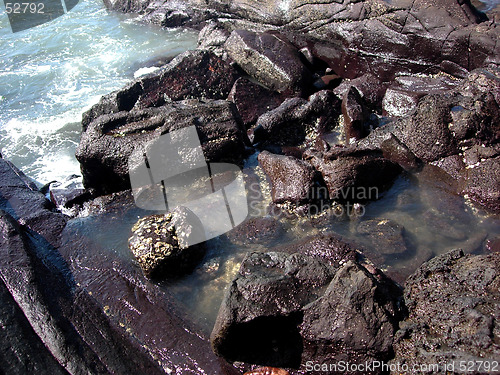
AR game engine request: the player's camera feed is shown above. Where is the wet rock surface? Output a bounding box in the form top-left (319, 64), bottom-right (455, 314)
top-left (252, 90), bottom-right (339, 146)
top-left (258, 151), bottom-right (315, 206)
top-left (82, 49), bottom-right (240, 127)
top-left (357, 219), bottom-right (408, 256)
top-left (227, 216), bottom-right (285, 246)
top-left (224, 30), bottom-right (312, 95)
top-left (306, 149), bottom-right (402, 202)
top-left (211, 236), bottom-right (404, 371)
top-left (392, 249), bottom-right (500, 372)
top-left (76, 99), bottom-right (247, 195)
top-left (0, 155), bottom-right (241, 375)
top-left (128, 207), bottom-right (207, 278)
top-left (228, 77), bottom-right (283, 128)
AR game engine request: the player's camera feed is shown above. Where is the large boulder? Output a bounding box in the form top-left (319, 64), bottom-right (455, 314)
top-left (76, 99), bottom-right (247, 196)
top-left (306, 149), bottom-right (402, 202)
top-left (106, 0), bottom-right (499, 80)
top-left (228, 77), bottom-right (283, 128)
top-left (392, 249), bottom-right (500, 373)
top-left (211, 235), bottom-right (404, 371)
top-left (82, 49), bottom-right (240, 128)
top-left (224, 30), bottom-right (312, 95)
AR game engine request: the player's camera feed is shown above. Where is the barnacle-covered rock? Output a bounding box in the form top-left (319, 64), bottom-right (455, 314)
top-left (128, 206), bottom-right (206, 278)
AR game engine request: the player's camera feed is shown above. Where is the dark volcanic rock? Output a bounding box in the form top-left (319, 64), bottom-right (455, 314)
top-left (227, 216), bottom-right (284, 246)
top-left (382, 74), bottom-right (460, 117)
top-left (211, 251), bottom-right (332, 367)
top-left (300, 260), bottom-right (404, 371)
top-left (128, 206), bottom-right (206, 278)
top-left (258, 151), bottom-right (315, 206)
top-left (0, 275), bottom-right (69, 375)
top-left (342, 86), bottom-right (370, 143)
top-left (380, 134), bottom-right (421, 172)
top-left (224, 30), bottom-right (312, 95)
top-left (211, 243), bottom-right (404, 370)
top-left (334, 73), bottom-right (388, 111)
top-left (228, 78), bottom-right (283, 128)
top-left (76, 99), bottom-right (247, 196)
top-left (306, 150), bottom-right (402, 202)
top-left (392, 249), bottom-right (500, 372)
top-left (252, 90), bottom-right (339, 146)
top-left (82, 49), bottom-right (240, 128)
top-left (357, 219), bottom-right (408, 256)
top-left (462, 156), bottom-right (500, 212)
top-left (392, 94), bottom-right (459, 163)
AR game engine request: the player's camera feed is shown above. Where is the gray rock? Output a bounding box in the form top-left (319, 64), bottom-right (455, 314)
top-left (128, 206), bottom-right (206, 278)
top-left (391, 249), bottom-right (500, 373)
top-left (224, 30), bottom-right (311, 95)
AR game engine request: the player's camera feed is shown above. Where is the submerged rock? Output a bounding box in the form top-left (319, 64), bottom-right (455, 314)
top-left (128, 206), bottom-right (206, 278)
top-left (244, 367), bottom-right (290, 375)
top-left (227, 216), bottom-right (284, 246)
top-left (357, 219), bottom-right (408, 256)
top-left (392, 249), bottom-right (500, 373)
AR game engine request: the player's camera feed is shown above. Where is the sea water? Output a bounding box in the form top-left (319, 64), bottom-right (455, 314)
top-left (0, 0), bottom-right (197, 184)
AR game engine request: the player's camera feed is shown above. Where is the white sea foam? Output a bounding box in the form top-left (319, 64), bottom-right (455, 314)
top-left (0, 0), bottom-right (197, 184)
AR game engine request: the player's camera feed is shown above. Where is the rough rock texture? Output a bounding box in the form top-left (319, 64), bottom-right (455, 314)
top-left (82, 49), bottom-right (240, 128)
top-left (228, 78), bottom-right (283, 128)
top-left (342, 86), bottom-right (370, 143)
top-left (392, 249), bottom-right (500, 373)
top-left (224, 30), bottom-right (312, 95)
top-left (76, 99), bottom-right (247, 196)
top-left (300, 260), bottom-right (404, 370)
top-left (128, 207), bottom-right (206, 278)
top-left (227, 216), bottom-right (284, 246)
top-left (306, 149), bottom-right (402, 202)
top-left (258, 151), bottom-right (315, 206)
top-left (107, 0), bottom-right (499, 81)
top-left (382, 74), bottom-right (461, 117)
top-left (0, 155), bottom-right (242, 375)
top-left (462, 156), bottom-right (500, 212)
top-left (252, 90), bottom-right (339, 146)
top-left (211, 238), bottom-right (404, 371)
top-left (244, 368), bottom-right (290, 375)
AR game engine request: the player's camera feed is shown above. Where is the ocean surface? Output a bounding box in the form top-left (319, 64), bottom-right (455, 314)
top-left (0, 0), bottom-right (197, 184)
